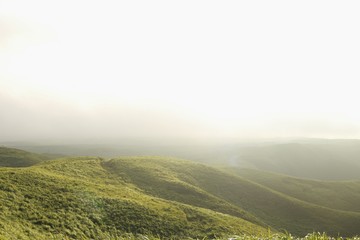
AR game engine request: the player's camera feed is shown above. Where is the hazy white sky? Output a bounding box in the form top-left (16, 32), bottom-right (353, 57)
top-left (1, 0), bottom-right (360, 142)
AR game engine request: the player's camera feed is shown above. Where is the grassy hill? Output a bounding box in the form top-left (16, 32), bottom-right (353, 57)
top-left (0, 147), bottom-right (58, 167)
top-left (1, 149), bottom-right (360, 239)
top-left (10, 139), bottom-right (360, 181)
top-left (0, 156), bottom-right (267, 239)
top-left (104, 157), bottom-right (360, 236)
top-left (231, 168), bottom-right (360, 213)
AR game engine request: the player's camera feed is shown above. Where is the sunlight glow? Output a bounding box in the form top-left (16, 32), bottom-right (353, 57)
top-left (1, 0), bottom-right (360, 140)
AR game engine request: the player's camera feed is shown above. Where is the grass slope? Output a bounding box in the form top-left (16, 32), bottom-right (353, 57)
top-left (231, 168), bottom-right (360, 213)
top-left (103, 157), bottom-right (264, 227)
top-left (0, 147), bottom-right (56, 167)
top-left (0, 157), bottom-right (267, 239)
top-left (12, 139), bottom-right (360, 181)
top-left (104, 157), bottom-right (360, 236)
top-left (1, 152), bottom-right (360, 239)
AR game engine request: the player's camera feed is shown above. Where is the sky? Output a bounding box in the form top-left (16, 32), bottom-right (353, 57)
top-left (1, 0), bottom-right (360, 142)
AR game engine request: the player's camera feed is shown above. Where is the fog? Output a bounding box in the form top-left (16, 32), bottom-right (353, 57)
top-left (1, 0), bottom-right (360, 143)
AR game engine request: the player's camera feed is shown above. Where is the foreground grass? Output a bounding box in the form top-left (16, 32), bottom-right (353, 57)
top-left (0, 157), bottom-right (267, 239)
top-left (0, 231), bottom-right (358, 240)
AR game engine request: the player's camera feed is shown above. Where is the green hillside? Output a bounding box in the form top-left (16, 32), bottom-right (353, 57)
top-left (104, 157), bottom-right (360, 236)
top-left (0, 156), bottom-right (267, 239)
top-left (1, 150), bottom-right (360, 239)
top-left (11, 139), bottom-right (360, 181)
top-left (0, 147), bottom-right (57, 167)
top-left (231, 168), bottom-right (360, 212)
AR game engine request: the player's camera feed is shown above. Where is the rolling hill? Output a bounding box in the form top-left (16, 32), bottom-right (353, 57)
top-left (230, 168), bottom-right (360, 213)
top-left (0, 154), bottom-right (267, 239)
top-left (8, 139), bottom-right (360, 181)
top-left (1, 147), bottom-right (360, 239)
top-left (105, 157), bottom-right (360, 236)
top-left (0, 146), bottom-right (58, 167)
